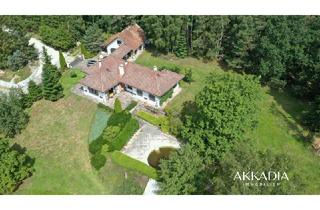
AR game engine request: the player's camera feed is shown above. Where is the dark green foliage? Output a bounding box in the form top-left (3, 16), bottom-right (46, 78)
top-left (160, 89), bottom-right (173, 105)
top-left (90, 153), bottom-right (106, 170)
top-left (0, 138), bottom-right (34, 194)
top-left (42, 49), bottom-right (64, 101)
top-left (158, 144), bottom-right (204, 195)
top-left (39, 25), bottom-right (75, 51)
top-left (80, 43), bottom-right (95, 59)
top-left (183, 68), bottom-right (192, 83)
top-left (180, 72), bottom-right (261, 161)
top-left (70, 72), bottom-right (77, 78)
top-left (175, 35), bottom-right (188, 58)
top-left (0, 89), bottom-right (29, 138)
top-left (114, 98), bottom-right (122, 113)
top-left (125, 101), bottom-right (138, 111)
top-left (82, 24), bottom-right (104, 54)
top-left (89, 136), bottom-right (104, 154)
top-left (111, 151), bottom-right (158, 179)
top-left (27, 80), bottom-right (42, 103)
top-left (108, 118), bottom-right (139, 151)
top-left (108, 111), bottom-right (132, 128)
top-left (0, 29), bottom-right (37, 70)
top-left (59, 51), bottom-right (67, 70)
top-left (303, 96), bottom-right (320, 132)
top-left (211, 141), bottom-right (304, 194)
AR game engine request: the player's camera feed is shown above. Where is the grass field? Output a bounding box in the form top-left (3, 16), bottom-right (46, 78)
top-left (136, 51), bottom-right (320, 194)
top-left (13, 70), bottom-right (147, 194)
top-left (0, 66), bottom-right (32, 82)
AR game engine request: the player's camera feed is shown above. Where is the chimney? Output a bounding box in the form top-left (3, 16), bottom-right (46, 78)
top-left (153, 66), bottom-right (158, 71)
top-left (119, 64), bottom-right (125, 77)
top-left (98, 55), bottom-right (103, 68)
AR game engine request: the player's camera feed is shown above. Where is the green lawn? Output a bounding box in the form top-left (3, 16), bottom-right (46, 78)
top-left (136, 51), bottom-right (320, 194)
top-left (12, 71), bottom-right (147, 194)
top-left (136, 51), bottom-right (224, 113)
top-left (0, 65), bottom-right (32, 82)
top-left (60, 68), bottom-right (86, 97)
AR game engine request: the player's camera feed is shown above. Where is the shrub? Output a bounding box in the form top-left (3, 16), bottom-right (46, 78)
top-left (59, 51), bottom-right (67, 70)
top-left (108, 111), bottom-right (132, 128)
top-left (91, 153), bottom-right (106, 170)
top-left (183, 68), bottom-right (192, 83)
top-left (114, 98), bottom-right (122, 113)
top-left (89, 137), bottom-right (104, 154)
top-left (125, 101), bottom-right (138, 111)
top-left (102, 126), bottom-right (121, 145)
top-left (160, 89), bottom-right (173, 105)
top-left (111, 151), bottom-right (158, 179)
top-left (109, 118), bottom-right (139, 151)
top-left (70, 71), bottom-right (77, 78)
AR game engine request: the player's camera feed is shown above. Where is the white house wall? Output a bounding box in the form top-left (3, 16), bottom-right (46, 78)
top-left (106, 39), bottom-right (121, 55)
top-left (125, 84), bottom-right (160, 107)
top-left (81, 85), bottom-right (107, 103)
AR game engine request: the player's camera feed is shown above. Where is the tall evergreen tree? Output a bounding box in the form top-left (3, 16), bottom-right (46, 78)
top-left (82, 24), bottom-right (104, 54)
top-left (59, 51), bottom-right (67, 70)
top-left (174, 35), bottom-right (188, 58)
top-left (27, 80), bottom-right (42, 103)
top-left (42, 48), bottom-right (64, 101)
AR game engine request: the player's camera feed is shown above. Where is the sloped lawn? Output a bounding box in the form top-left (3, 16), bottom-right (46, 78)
top-left (12, 71), bottom-right (147, 194)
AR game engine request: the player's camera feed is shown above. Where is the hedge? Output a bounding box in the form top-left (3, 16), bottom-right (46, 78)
top-left (111, 151), bottom-right (158, 180)
top-left (108, 111), bottom-right (132, 129)
top-left (125, 101), bottom-right (138, 111)
top-left (136, 111), bottom-right (169, 133)
top-left (108, 118), bottom-right (139, 151)
top-left (160, 89), bottom-right (173, 105)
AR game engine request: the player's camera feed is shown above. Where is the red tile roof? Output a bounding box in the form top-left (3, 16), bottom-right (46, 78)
top-left (103, 23), bottom-right (145, 51)
top-left (81, 55), bottom-right (183, 96)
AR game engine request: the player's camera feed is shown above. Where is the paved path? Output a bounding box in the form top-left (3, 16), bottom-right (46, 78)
top-left (0, 37), bottom-right (75, 93)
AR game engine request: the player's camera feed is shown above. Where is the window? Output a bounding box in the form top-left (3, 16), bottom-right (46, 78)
top-left (137, 89), bottom-right (143, 96)
top-left (117, 40), bottom-right (122, 45)
top-left (127, 85), bottom-right (132, 91)
top-left (149, 94), bottom-right (155, 102)
top-left (88, 87), bottom-right (98, 96)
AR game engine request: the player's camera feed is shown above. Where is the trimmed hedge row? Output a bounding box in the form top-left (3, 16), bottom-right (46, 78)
top-left (109, 118), bottom-right (139, 151)
top-left (91, 153), bottom-right (106, 170)
top-left (111, 151), bottom-right (158, 180)
top-left (136, 111), bottom-right (169, 133)
top-left (160, 88), bottom-right (173, 105)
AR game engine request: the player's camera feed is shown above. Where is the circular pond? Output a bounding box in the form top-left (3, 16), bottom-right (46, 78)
top-left (147, 147), bottom-right (176, 169)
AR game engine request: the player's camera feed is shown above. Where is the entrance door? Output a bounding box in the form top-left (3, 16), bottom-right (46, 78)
top-left (108, 88), bottom-right (114, 98)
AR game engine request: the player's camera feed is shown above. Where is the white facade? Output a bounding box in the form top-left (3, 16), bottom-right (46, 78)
top-left (106, 38), bottom-right (122, 55)
top-left (124, 84), bottom-right (161, 107)
top-left (80, 85), bottom-right (108, 103)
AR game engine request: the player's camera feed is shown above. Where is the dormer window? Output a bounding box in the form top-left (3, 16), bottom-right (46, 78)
top-left (117, 39), bottom-right (122, 45)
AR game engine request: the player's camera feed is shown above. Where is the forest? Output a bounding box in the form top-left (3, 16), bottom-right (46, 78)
top-left (0, 15), bottom-right (319, 195)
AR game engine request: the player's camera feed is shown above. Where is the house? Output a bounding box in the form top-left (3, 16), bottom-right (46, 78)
top-left (101, 24), bottom-right (145, 61)
top-left (79, 24), bottom-right (183, 108)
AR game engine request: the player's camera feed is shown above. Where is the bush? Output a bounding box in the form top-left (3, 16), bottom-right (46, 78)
top-left (114, 98), bottom-right (122, 113)
top-left (91, 153), bottom-right (106, 170)
top-left (59, 51), bottom-right (67, 70)
top-left (108, 111), bottom-right (132, 128)
top-left (160, 89), bottom-right (173, 105)
top-left (102, 126), bottom-right (121, 145)
top-left (125, 101), bottom-right (138, 111)
top-left (183, 68), bottom-right (192, 83)
top-left (111, 151), bottom-right (158, 179)
top-left (89, 136), bottom-right (105, 154)
top-left (70, 72), bottom-right (77, 78)
top-left (109, 118), bottom-right (139, 151)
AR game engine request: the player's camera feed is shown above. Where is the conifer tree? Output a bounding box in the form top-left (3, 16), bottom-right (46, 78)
top-left (175, 35), bottom-right (188, 58)
top-left (42, 48), bottom-right (64, 101)
top-left (114, 98), bottom-right (122, 113)
top-left (28, 80), bottom-right (42, 103)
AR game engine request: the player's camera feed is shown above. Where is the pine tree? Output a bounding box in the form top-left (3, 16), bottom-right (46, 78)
top-left (175, 35), bottom-right (188, 58)
top-left (59, 51), bottom-right (67, 70)
top-left (28, 80), bottom-right (42, 103)
top-left (82, 24), bottom-right (104, 54)
top-left (42, 49), bottom-right (64, 101)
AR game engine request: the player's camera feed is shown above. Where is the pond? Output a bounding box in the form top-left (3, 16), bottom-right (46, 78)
top-left (147, 147), bottom-right (176, 169)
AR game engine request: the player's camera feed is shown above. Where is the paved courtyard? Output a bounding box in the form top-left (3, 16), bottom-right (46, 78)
top-left (122, 120), bottom-right (180, 165)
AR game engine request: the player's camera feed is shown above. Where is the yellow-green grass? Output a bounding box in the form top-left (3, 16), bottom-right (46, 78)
top-left (136, 110), bottom-right (169, 133)
top-left (136, 51), bottom-right (320, 194)
top-left (60, 68), bottom-right (86, 97)
top-left (12, 72), bottom-right (147, 194)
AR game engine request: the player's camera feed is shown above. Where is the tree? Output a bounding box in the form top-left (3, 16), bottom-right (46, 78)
top-left (174, 35), bottom-right (188, 58)
top-left (0, 89), bottom-right (29, 138)
top-left (42, 48), bottom-right (64, 101)
top-left (158, 144), bottom-right (204, 195)
top-left (0, 138), bottom-right (34, 194)
top-left (303, 96), bottom-right (320, 132)
top-left (114, 98), bottom-right (122, 113)
top-left (180, 72), bottom-right (262, 162)
top-left (27, 80), bottom-right (42, 103)
top-left (183, 68), bottom-right (193, 83)
top-left (6, 50), bottom-right (28, 71)
top-left (59, 51), bottom-right (67, 70)
top-left (82, 24), bottom-right (104, 54)
top-left (211, 141), bottom-right (305, 195)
